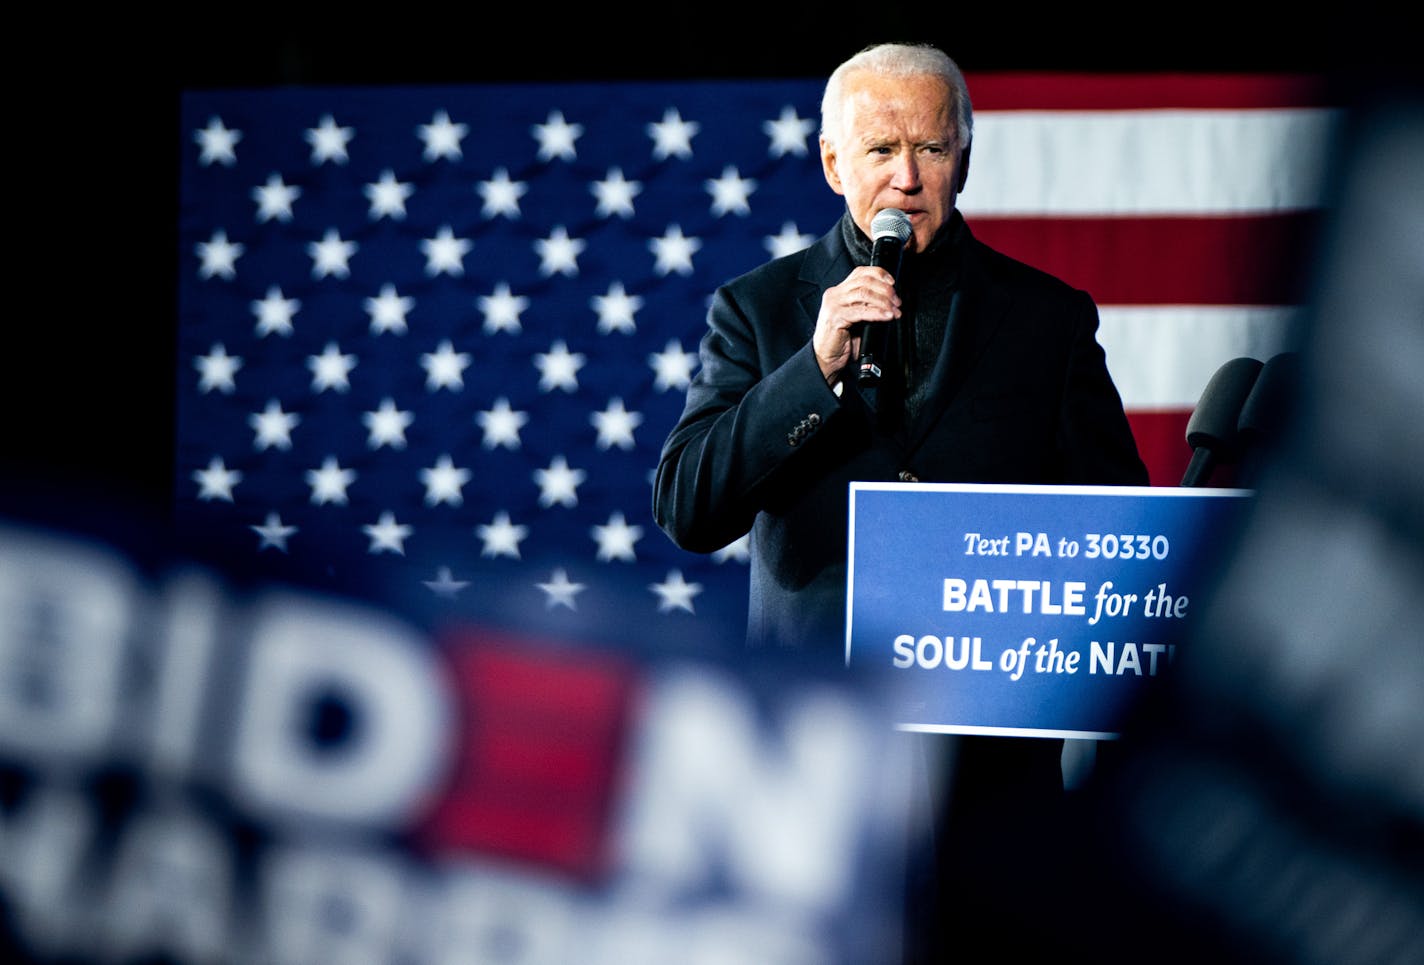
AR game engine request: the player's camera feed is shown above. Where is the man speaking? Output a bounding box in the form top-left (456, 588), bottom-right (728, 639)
top-left (654, 42), bottom-right (1147, 957)
top-left (654, 42), bottom-right (1146, 650)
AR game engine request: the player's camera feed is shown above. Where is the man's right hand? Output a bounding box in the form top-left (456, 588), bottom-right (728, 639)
top-left (812, 266), bottom-right (902, 382)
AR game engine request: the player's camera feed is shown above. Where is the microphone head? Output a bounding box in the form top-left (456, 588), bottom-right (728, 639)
top-left (870, 208), bottom-right (912, 243)
top-left (1186, 356), bottom-right (1263, 453)
top-left (1237, 351), bottom-right (1300, 445)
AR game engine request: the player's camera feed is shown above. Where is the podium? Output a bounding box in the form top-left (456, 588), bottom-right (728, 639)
top-left (845, 483), bottom-right (1252, 738)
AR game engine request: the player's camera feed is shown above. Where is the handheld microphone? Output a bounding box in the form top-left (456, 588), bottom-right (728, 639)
top-left (857, 208), bottom-right (912, 386)
top-left (1181, 356), bottom-right (1263, 487)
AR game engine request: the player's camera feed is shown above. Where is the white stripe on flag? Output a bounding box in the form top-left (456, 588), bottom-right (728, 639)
top-left (1099, 305), bottom-right (1300, 409)
top-left (962, 109), bottom-right (1341, 216)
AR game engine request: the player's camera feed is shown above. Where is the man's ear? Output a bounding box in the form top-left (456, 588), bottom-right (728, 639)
top-left (820, 136), bottom-right (845, 195)
top-left (956, 141), bottom-right (972, 193)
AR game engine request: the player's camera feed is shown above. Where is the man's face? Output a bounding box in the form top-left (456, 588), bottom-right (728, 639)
top-left (820, 70), bottom-right (968, 253)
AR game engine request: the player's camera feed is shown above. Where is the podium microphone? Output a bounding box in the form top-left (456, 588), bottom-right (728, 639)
top-left (1232, 350), bottom-right (1300, 485)
top-left (1181, 356), bottom-right (1263, 487)
top-left (857, 208), bottom-right (912, 386)
top-left (1237, 351), bottom-right (1300, 450)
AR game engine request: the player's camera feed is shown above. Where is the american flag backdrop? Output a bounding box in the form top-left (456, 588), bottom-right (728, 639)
top-left (174, 74), bottom-right (1338, 647)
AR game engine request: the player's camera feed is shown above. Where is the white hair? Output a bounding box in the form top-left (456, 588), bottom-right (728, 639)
top-left (820, 42), bottom-right (973, 150)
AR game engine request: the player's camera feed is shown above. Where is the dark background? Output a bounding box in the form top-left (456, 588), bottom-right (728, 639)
top-left (8, 6), bottom-right (1413, 521)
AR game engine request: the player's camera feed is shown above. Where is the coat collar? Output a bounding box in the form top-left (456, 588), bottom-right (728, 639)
top-left (794, 223), bottom-right (855, 329)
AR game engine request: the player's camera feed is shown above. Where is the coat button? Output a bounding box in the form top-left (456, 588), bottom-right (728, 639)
top-left (898, 470), bottom-right (919, 482)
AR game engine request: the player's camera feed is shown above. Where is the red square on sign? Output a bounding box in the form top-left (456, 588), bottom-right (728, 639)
top-left (418, 630), bottom-right (641, 881)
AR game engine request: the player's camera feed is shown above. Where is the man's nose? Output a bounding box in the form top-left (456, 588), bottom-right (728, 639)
top-left (889, 152), bottom-right (922, 193)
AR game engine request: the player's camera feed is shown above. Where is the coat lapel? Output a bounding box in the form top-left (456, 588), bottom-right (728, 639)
top-left (795, 225), bottom-right (854, 334)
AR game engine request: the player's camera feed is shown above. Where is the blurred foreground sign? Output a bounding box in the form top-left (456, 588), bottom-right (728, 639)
top-left (846, 483), bottom-right (1252, 738)
top-left (0, 516), bottom-right (914, 965)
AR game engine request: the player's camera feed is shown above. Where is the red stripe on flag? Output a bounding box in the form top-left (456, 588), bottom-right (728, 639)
top-left (966, 73), bottom-right (1333, 111)
top-left (969, 214), bottom-right (1319, 306)
top-left (1128, 409), bottom-right (1192, 487)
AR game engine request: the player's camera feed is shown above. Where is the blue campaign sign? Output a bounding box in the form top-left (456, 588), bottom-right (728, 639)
top-left (846, 483), bottom-right (1252, 738)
